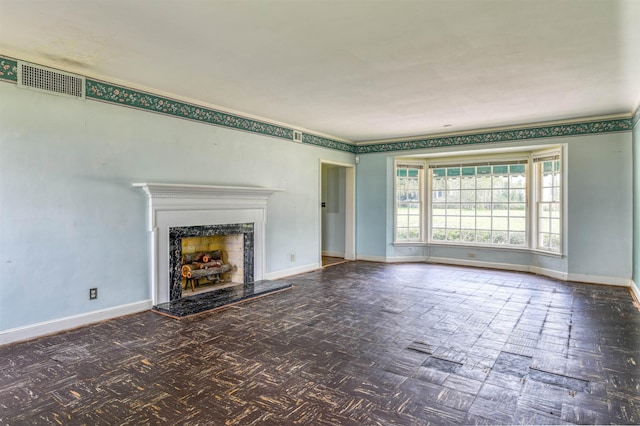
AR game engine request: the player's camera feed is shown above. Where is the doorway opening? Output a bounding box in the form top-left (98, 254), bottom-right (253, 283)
top-left (320, 161), bottom-right (355, 267)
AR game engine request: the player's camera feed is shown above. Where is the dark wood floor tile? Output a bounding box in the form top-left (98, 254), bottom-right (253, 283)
top-left (1, 261), bottom-right (638, 424)
top-left (435, 387), bottom-right (476, 412)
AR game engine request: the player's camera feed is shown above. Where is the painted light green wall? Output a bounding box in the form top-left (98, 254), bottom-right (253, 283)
top-left (0, 83), bottom-right (353, 331)
top-left (356, 133), bottom-right (633, 281)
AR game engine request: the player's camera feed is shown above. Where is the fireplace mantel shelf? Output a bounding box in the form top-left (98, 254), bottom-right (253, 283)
top-left (133, 183), bottom-right (284, 199)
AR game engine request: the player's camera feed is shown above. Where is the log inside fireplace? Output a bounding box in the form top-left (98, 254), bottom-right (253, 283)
top-left (181, 250), bottom-right (234, 292)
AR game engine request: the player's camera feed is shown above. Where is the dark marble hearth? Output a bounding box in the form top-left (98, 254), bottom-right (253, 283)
top-left (152, 280), bottom-right (292, 318)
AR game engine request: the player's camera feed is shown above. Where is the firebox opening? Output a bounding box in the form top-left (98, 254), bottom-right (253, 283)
top-left (181, 234), bottom-right (244, 294)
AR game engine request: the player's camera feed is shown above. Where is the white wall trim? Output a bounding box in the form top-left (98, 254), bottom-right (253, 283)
top-left (631, 280), bottom-right (640, 303)
top-left (386, 256), bottom-right (428, 263)
top-left (264, 263), bottom-right (320, 280)
top-left (356, 254), bottom-right (387, 262)
top-left (427, 256), bottom-right (632, 287)
top-left (529, 266), bottom-right (569, 281)
top-left (0, 300), bottom-right (152, 346)
top-left (322, 251), bottom-right (345, 258)
top-left (567, 273), bottom-right (632, 287)
top-left (427, 256), bottom-right (531, 273)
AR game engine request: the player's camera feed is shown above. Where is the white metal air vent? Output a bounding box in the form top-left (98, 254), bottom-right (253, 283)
top-left (17, 61), bottom-right (85, 99)
top-left (293, 130), bottom-right (303, 142)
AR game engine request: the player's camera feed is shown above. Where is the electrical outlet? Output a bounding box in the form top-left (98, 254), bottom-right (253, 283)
top-left (290, 252), bottom-right (296, 262)
top-left (89, 288), bottom-right (98, 300)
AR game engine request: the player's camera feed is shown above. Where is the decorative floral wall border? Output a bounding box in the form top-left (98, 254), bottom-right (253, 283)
top-left (0, 55), bottom-right (635, 154)
top-left (302, 133), bottom-right (356, 153)
top-left (86, 79), bottom-right (299, 143)
top-left (0, 57), bottom-right (18, 81)
top-left (355, 118), bottom-right (633, 154)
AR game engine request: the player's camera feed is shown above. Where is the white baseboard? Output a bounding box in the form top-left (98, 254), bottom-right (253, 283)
top-left (566, 273), bottom-right (631, 287)
top-left (322, 251), bottom-right (344, 258)
top-left (264, 263), bottom-right (321, 280)
top-left (356, 254), bottom-right (387, 262)
top-left (427, 256), bottom-right (530, 273)
top-left (631, 280), bottom-right (640, 303)
top-left (0, 299), bottom-right (152, 346)
top-left (427, 256), bottom-right (631, 288)
top-left (386, 256), bottom-right (428, 263)
top-left (530, 266), bottom-right (568, 281)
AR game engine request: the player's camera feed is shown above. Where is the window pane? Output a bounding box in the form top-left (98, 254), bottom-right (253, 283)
top-left (493, 165), bottom-right (508, 175)
top-left (492, 231), bottom-right (508, 244)
top-left (510, 217), bottom-right (526, 231)
top-left (477, 176), bottom-right (491, 189)
top-left (477, 217), bottom-right (491, 230)
top-left (477, 203), bottom-right (491, 216)
top-left (461, 176), bottom-right (475, 189)
top-left (397, 190), bottom-right (407, 202)
top-left (461, 216), bottom-right (475, 228)
top-left (493, 190), bottom-right (508, 203)
top-left (447, 230), bottom-right (460, 241)
top-left (461, 230), bottom-right (476, 242)
top-left (509, 232), bottom-right (526, 245)
top-left (492, 217), bottom-right (508, 231)
top-left (397, 169), bottom-right (407, 177)
top-left (432, 229), bottom-right (446, 240)
top-left (509, 203), bottom-right (526, 216)
top-left (433, 177), bottom-right (445, 191)
top-left (432, 203), bottom-right (446, 214)
top-left (540, 218), bottom-right (550, 233)
top-left (397, 216), bottom-right (409, 227)
top-left (432, 216), bottom-right (446, 228)
top-left (509, 189), bottom-right (526, 202)
top-left (510, 165), bottom-right (525, 174)
top-left (446, 216), bottom-right (460, 228)
top-left (510, 174), bottom-right (526, 188)
top-left (477, 189), bottom-right (492, 203)
top-left (447, 177), bottom-right (460, 190)
top-left (477, 231), bottom-right (491, 243)
top-left (492, 204), bottom-right (508, 216)
top-left (492, 175), bottom-right (508, 189)
top-left (461, 190), bottom-right (475, 203)
top-left (447, 190), bottom-right (460, 202)
top-left (461, 204), bottom-right (476, 215)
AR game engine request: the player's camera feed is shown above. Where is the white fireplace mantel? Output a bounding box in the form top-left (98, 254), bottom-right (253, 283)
top-left (133, 183), bottom-right (283, 200)
top-left (133, 183), bottom-right (283, 305)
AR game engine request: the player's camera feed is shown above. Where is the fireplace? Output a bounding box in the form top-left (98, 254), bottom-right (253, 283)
top-left (133, 183), bottom-right (282, 305)
top-left (169, 223), bottom-right (254, 301)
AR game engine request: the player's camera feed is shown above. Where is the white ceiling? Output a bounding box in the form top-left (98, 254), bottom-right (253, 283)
top-left (1, 0), bottom-right (639, 143)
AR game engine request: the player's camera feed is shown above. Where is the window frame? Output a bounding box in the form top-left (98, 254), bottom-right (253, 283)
top-left (393, 147), bottom-right (565, 256)
top-left (426, 155), bottom-right (530, 249)
top-left (393, 160), bottom-right (426, 243)
top-left (531, 148), bottom-right (563, 254)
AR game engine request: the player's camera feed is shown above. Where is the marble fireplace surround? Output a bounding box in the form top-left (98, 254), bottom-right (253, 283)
top-left (133, 183), bottom-right (282, 305)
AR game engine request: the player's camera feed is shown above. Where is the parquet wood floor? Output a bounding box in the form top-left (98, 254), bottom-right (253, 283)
top-left (1, 262), bottom-right (639, 425)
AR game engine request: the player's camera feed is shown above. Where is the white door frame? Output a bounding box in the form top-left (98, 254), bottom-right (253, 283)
top-left (319, 160), bottom-right (356, 263)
